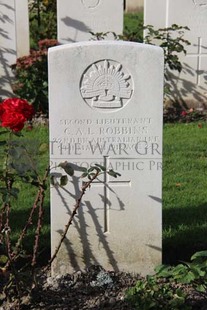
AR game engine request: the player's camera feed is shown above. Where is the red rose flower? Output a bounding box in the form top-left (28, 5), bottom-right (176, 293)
top-left (1, 98), bottom-right (34, 119)
top-left (0, 98), bottom-right (34, 132)
top-left (1, 112), bottom-right (26, 132)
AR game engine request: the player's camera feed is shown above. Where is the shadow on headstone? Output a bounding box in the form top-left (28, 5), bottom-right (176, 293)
top-left (0, 1), bottom-right (16, 99)
top-left (51, 176), bottom-right (119, 271)
top-left (165, 65), bottom-right (207, 110)
top-left (60, 16), bottom-right (91, 42)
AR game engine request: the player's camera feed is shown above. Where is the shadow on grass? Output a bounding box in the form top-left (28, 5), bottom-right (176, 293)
top-left (1, 202), bottom-right (51, 267)
top-left (4, 200), bottom-right (207, 268)
top-left (163, 202), bottom-right (207, 265)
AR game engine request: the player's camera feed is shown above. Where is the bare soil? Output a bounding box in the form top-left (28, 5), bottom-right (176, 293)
top-left (1, 265), bottom-right (207, 310)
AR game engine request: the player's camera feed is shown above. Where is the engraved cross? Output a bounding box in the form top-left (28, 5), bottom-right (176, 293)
top-left (91, 156), bottom-right (131, 233)
top-left (187, 37), bottom-right (207, 85)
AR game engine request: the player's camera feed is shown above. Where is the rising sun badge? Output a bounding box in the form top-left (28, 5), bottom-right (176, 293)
top-left (80, 60), bottom-right (133, 112)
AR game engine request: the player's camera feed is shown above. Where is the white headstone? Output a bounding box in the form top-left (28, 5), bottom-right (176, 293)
top-left (0, 0), bottom-right (30, 98)
top-left (145, 0), bottom-right (207, 108)
top-left (49, 41), bottom-right (163, 276)
top-left (57, 0), bottom-right (124, 43)
top-left (15, 0), bottom-right (30, 58)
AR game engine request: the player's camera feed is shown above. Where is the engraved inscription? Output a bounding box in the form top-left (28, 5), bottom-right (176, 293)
top-left (81, 0), bottom-right (100, 9)
top-left (193, 0), bottom-right (207, 7)
top-left (80, 60), bottom-right (133, 112)
top-left (51, 117), bottom-right (162, 161)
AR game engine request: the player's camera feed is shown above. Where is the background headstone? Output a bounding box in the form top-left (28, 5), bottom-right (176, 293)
top-left (57, 0), bottom-right (124, 43)
top-left (15, 0), bottom-right (30, 58)
top-left (0, 0), bottom-right (30, 98)
top-left (144, 0), bottom-right (207, 109)
top-left (49, 41), bottom-right (163, 276)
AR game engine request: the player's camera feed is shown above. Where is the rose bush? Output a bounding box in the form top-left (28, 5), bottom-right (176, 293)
top-left (0, 98), bottom-right (34, 132)
top-left (11, 39), bottom-right (58, 115)
top-left (0, 97), bottom-right (49, 303)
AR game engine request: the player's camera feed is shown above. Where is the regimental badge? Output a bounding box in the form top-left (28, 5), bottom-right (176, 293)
top-left (81, 0), bottom-right (100, 9)
top-left (80, 60), bottom-right (133, 112)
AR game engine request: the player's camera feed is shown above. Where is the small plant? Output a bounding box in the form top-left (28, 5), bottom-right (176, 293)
top-left (0, 98), bottom-right (47, 303)
top-left (126, 275), bottom-right (191, 310)
top-left (11, 39), bottom-right (58, 116)
top-left (29, 0), bottom-right (57, 48)
top-left (144, 24), bottom-right (190, 96)
top-left (163, 107), bottom-right (207, 123)
top-left (156, 251), bottom-right (207, 297)
top-left (126, 250), bottom-right (207, 309)
top-left (144, 24), bottom-right (190, 73)
top-left (91, 23), bottom-right (190, 98)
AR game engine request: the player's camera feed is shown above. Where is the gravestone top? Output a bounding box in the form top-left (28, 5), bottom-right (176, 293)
top-left (0, 0), bottom-right (30, 98)
top-left (145, 0), bottom-right (207, 108)
top-left (49, 40), bottom-right (163, 276)
top-left (57, 0), bottom-right (123, 43)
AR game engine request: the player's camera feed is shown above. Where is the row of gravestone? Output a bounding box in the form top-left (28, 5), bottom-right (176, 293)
top-left (1, 0), bottom-right (207, 276)
top-left (1, 0), bottom-right (207, 107)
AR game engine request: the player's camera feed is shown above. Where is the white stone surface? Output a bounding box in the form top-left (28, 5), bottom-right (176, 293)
top-left (49, 41), bottom-right (163, 276)
top-left (0, 0), bottom-right (29, 98)
top-left (57, 0), bottom-right (123, 43)
top-left (144, 0), bottom-right (207, 108)
top-left (15, 0), bottom-right (30, 58)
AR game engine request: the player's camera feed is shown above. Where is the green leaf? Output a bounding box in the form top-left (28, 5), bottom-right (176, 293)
top-left (191, 251), bottom-right (207, 261)
top-left (190, 264), bottom-right (206, 277)
top-left (0, 255), bottom-right (8, 265)
top-left (0, 130), bottom-right (9, 135)
top-left (155, 264), bottom-right (172, 277)
top-left (58, 161), bottom-right (74, 176)
top-left (196, 284), bottom-right (206, 293)
top-left (94, 164), bottom-right (106, 171)
top-left (88, 167), bottom-right (97, 173)
top-left (81, 172), bottom-right (88, 178)
top-left (39, 143), bottom-right (48, 154)
top-left (78, 167), bottom-right (88, 172)
top-left (178, 271), bottom-right (196, 283)
top-left (107, 170), bottom-right (121, 178)
top-left (60, 175), bottom-right (68, 186)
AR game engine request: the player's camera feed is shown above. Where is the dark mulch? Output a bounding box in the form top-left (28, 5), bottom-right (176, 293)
top-left (1, 265), bottom-right (207, 310)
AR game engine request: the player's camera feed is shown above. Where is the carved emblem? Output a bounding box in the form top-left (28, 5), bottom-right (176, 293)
top-left (81, 0), bottom-right (100, 9)
top-left (80, 60), bottom-right (133, 112)
top-left (193, 0), bottom-right (207, 6)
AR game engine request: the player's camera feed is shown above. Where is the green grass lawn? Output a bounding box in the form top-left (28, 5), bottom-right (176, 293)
top-left (0, 125), bottom-right (50, 265)
top-left (163, 122), bottom-right (207, 264)
top-left (1, 122), bottom-right (207, 265)
top-left (124, 12), bottom-right (144, 42)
